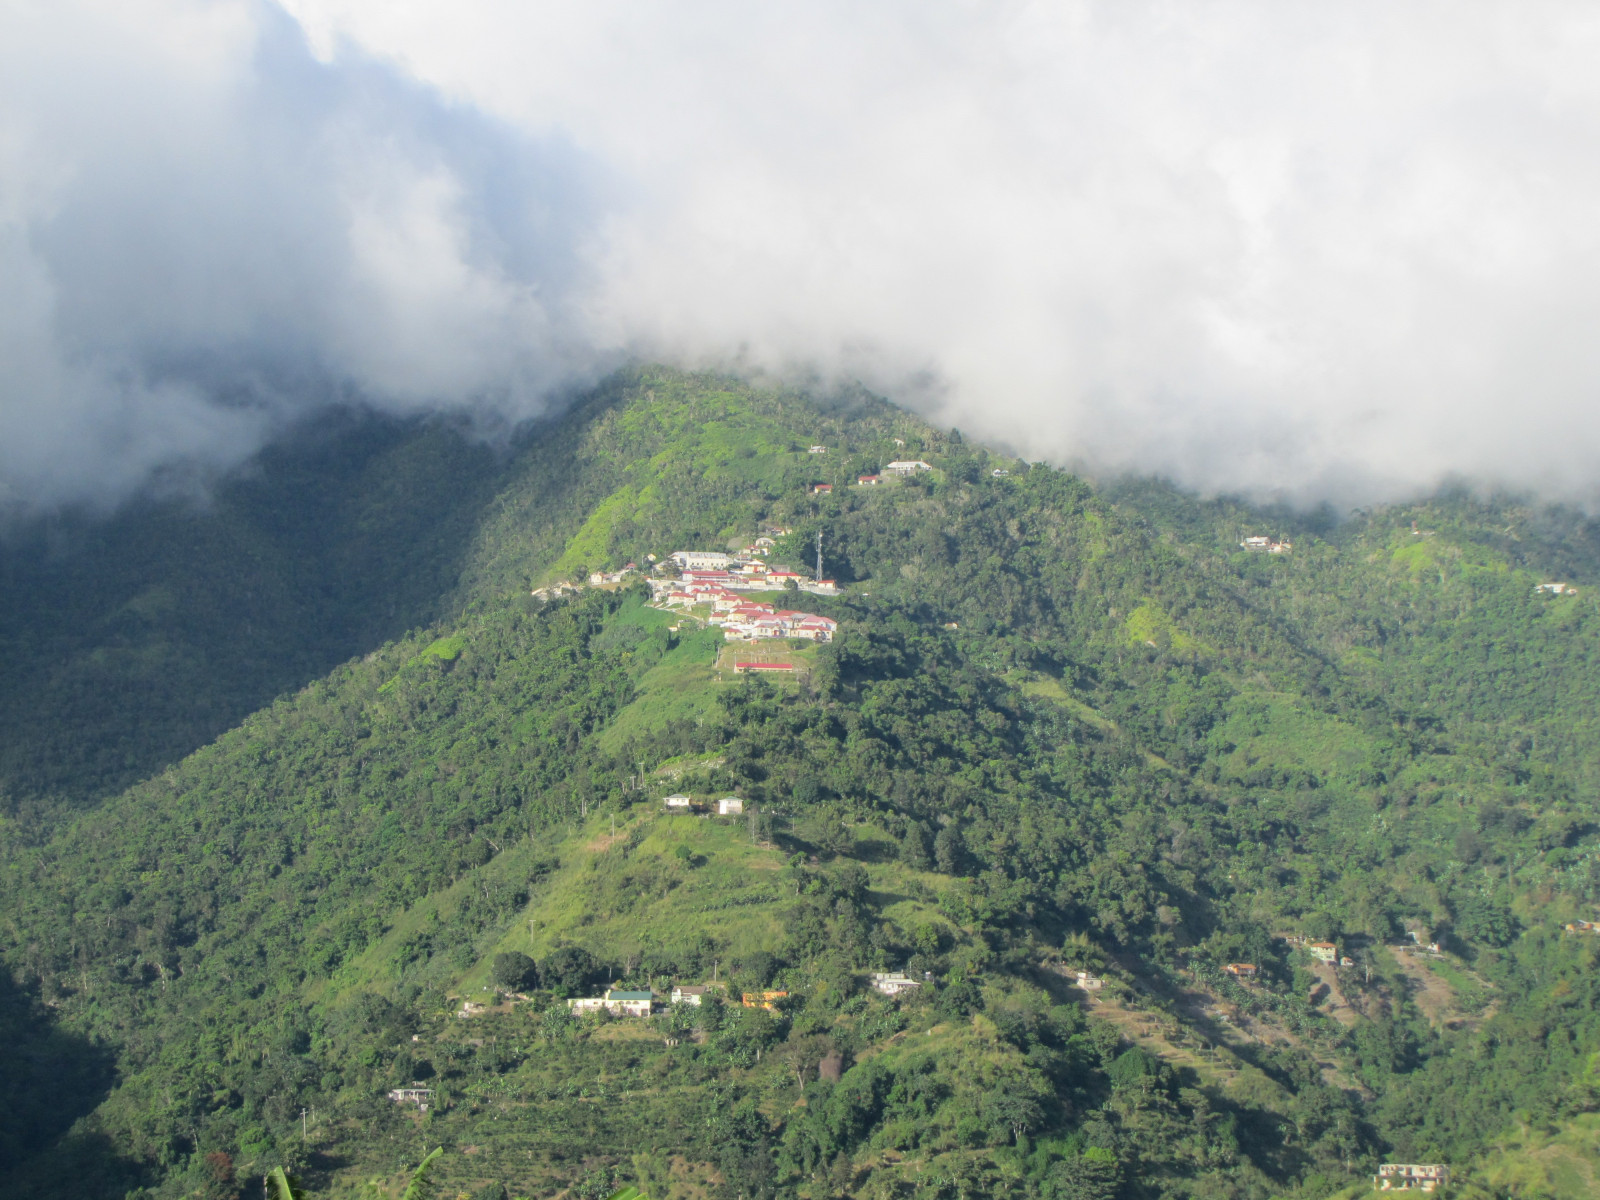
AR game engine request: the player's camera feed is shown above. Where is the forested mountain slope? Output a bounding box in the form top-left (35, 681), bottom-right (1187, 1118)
top-left (5, 369), bottom-right (1600, 1199)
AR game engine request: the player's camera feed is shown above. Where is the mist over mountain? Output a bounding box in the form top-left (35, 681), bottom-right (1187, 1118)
top-left (6, 0), bottom-right (1600, 508)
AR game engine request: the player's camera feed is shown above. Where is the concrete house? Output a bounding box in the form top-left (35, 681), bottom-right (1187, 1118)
top-left (870, 972), bottom-right (922, 997)
top-left (568, 989), bottom-right (655, 1018)
top-left (1075, 970), bottom-right (1104, 990)
top-left (388, 1087), bottom-right (434, 1110)
top-left (885, 460), bottom-right (932, 475)
top-left (1308, 942), bottom-right (1338, 964)
top-left (670, 985), bottom-right (710, 1006)
top-left (1373, 1164), bottom-right (1449, 1192)
top-left (717, 797), bottom-right (744, 815)
top-left (663, 794), bottom-right (694, 810)
top-left (1223, 963), bottom-right (1258, 979)
top-left (1240, 535), bottom-right (1292, 553)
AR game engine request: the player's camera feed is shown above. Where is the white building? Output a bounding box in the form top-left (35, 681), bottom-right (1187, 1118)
top-left (870, 972), bottom-right (922, 997)
top-left (568, 989), bottom-right (655, 1018)
top-left (671, 551), bottom-right (733, 570)
top-left (1075, 970), bottom-right (1104, 990)
top-left (717, 797), bottom-right (744, 815)
top-left (663, 794), bottom-right (693, 810)
top-left (885, 460), bottom-right (933, 475)
top-left (670, 985), bottom-right (710, 1006)
top-left (1308, 942), bottom-right (1338, 964)
top-left (1240, 535), bottom-right (1292, 553)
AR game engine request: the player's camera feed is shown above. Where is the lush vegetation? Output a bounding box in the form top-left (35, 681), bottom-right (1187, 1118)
top-left (5, 369), bottom-right (1600, 1197)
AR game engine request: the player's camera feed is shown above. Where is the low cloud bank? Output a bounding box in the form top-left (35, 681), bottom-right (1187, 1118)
top-left (7, 1), bottom-right (1600, 510)
top-left (1, 1), bottom-right (612, 510)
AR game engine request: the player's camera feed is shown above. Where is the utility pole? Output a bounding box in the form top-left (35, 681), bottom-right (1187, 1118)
top-left (301, 1106), bottom-right (308, 1140)
top-left (815, 529), bottom-right (823, 583)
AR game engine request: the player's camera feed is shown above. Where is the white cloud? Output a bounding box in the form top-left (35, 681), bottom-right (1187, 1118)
top-left (7, 0), bottom-right (1600, 508)
top-left (0, 0), bottom-right (611, 510)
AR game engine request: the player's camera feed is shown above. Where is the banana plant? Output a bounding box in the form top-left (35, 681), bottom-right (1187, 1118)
top-left (400, 1147), bottom-right (444, 1200)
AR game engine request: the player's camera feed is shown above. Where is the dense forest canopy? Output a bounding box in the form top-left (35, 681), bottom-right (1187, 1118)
top-left (5, 369), bottom-right (1600, 1199)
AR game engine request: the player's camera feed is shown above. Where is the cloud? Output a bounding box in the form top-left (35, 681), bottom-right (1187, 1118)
top-left (7, 0), bottom-right (1600, 509)
top-left (0, 0), bottom-right (613, 511)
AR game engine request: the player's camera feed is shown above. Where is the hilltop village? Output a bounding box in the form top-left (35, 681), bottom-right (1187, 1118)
top-left (534, 541), bottom-right (840, 645)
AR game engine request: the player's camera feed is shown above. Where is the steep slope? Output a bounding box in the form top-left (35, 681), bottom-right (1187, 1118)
top-left (6, 369), bottom-right (1600, 1198)
top-left (0, 412), bottom-right (508, 827)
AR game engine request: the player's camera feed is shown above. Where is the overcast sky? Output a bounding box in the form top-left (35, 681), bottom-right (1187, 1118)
top-left (5, 0), bottom-right (1600, 511)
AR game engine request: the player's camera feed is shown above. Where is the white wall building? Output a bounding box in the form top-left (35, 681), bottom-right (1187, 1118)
top-left (671, 550), bottom-right (733, 570)
top-left (870, 972), bottom-right (922, 997)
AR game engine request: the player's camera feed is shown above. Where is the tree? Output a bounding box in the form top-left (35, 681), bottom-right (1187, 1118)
top-left (934, 825), bottom-right (966, 875)
top-left (543, 946), bottom-right (601, 996)
top-left (900, 821), bottom-right (933, 869)
top-left (1044, 1148), bottom-right (1120, 1200)
top-left (491, 951), bottom-right (538, 992)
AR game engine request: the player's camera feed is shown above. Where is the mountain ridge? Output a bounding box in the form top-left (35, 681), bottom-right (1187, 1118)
top-left (5, 368), bottom-right (1600, 1198)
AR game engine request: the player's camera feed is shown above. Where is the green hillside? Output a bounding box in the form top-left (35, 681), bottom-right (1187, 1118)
top-left (6, 369), bottom-right (1600, 1198)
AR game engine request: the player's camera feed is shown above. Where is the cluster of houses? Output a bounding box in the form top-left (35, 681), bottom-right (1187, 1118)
top-left (813, 460), bottom-right (934, 494)
top-left (562, 972), bottom-right (922, 1019)
top-left (651, 558), bottom-right (840, 642)
top-left (663, 794), bottom-right (744, 815)
top-left (1240, 535), bottom-right (1293, 554)
top-left (588, 563), bottom-right (640, 586)
top-left (1536, 582), bottom-right (1578, 596)
top-left (1563, 919), bottom-right (1599, 934)
top-left (531, 580), bottom-right (584, 601)
top-left (654, 549), bottom-right (840, 600)
top-left (1280, 933), bottom-right (1356, 967)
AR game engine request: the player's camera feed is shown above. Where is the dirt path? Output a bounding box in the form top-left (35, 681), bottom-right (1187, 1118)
top-left (1387, 950), bottom-right (1491, 1031)
top-left (1309, 962), bottom-right (1359, 1028)
top-left (1082, 988), bottom-right (1247, 1088)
